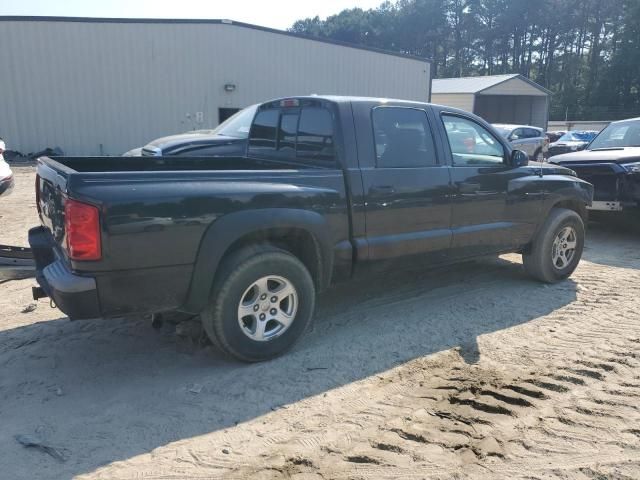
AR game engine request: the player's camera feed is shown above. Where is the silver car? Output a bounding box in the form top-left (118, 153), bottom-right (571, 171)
top-left (493, 124), bottom-right (547, 161)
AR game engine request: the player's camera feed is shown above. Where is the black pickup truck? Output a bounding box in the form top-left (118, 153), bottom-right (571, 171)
top-left (30, 96), bottom-right (593, 362)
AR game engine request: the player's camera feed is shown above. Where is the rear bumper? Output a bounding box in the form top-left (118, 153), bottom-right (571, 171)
top-left (29, 225), bottom-right (193, 319)
top-left (0, 174), bottom-right (14, 197)
top-left (29, 226), bottom-right (101, 319)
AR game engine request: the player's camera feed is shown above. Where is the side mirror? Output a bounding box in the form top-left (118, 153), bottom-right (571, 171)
top-left (511, 149), bottom-right (529, 167)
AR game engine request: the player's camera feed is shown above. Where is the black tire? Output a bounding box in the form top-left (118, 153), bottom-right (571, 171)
top-left (201, 245), bottom-right (315, 362)
top-left (523, 208), bottom-right (585, 283)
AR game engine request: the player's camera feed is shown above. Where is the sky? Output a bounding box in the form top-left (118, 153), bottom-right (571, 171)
top-left (0, 0), bottom-right (384, 30)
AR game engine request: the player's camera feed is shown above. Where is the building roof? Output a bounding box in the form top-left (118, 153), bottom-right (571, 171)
top-left (0, 16), bottom-right (431, 64)
top-left (432, 74), bottom-right (551, 95)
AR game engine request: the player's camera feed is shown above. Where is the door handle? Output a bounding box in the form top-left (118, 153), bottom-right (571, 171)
top-left (369, 185), bottom-right (396, 195)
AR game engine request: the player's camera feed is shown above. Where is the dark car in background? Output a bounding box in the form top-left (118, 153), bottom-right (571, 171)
top-left (123, 104), bottom-right (258, 157)
top-left (546, 131), bottom-right (566, 144)
top-left (547, 131), bottom-right (598, 158)
top-left (551, 118), bottom-right (640, 213)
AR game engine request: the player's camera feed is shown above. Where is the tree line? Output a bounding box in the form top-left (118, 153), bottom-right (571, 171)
top-left (290, 0), bottom-right (640, 121)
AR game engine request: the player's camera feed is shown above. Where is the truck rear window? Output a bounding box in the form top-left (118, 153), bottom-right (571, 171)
top-left (248, 105), bottom-right (336, 167)
top-left (297, 108), bottom-right (334, 163)
top-left (249, 110), bottom-right (279, 150)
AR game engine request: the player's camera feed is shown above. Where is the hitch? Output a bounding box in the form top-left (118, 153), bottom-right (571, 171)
top-left (32, 286), bottom-right (48, 300)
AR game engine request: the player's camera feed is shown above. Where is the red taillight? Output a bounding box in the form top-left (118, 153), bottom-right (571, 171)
top-left (64, 198), bottom-right (101, 261)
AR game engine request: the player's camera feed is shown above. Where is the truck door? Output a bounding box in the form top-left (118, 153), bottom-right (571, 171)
top-left (439, 113), bottom-right (542, 257)
top-left (352, 103), bottom-right (452, 264)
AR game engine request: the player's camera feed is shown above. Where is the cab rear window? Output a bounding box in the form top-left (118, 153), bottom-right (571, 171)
top-left (249, 104), bottom-right (336, 167)
top-left (249, 110), bottom-right (279, 151)
top-left (297, 108), bottom-right (334, 163)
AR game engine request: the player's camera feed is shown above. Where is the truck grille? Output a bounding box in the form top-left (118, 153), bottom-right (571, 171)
top-left (570, 164), bottom-right (620, 201)
top-left (547, 146), bottom-right (573, 157)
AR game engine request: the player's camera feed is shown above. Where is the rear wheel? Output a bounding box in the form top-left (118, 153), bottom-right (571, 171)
top-left (523, 208), bottom-right (585, 283)
top-left (201, 245), bottom-right (315, 362)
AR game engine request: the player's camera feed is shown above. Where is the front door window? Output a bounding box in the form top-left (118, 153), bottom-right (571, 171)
top-left (442, 115), bottom-right (505, 166)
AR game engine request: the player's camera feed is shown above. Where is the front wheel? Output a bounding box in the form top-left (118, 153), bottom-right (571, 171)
top-left (201, 246), bottom-right (316, 362)
top-left (523, 208), bottom-right (585, 283)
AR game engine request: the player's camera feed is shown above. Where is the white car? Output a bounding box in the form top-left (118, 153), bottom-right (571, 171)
top-left (0, 138), bottom-right (14, 197)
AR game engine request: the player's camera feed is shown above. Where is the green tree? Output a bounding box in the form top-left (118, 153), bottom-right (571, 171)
top-left (290, 0), bottom-right (640, 120)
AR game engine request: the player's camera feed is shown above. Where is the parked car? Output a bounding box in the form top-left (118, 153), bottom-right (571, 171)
top-left (30, 96), bottom-right (593, 362)
top-left (0, 138), bottom-right (14, 197)
top-left (122, 147), bottom-right (143, 157)
top-left (546, 131), bottom-right (566, 144)
top-left (123, 104), bottom-right (258, 157)
top-left (550, 118), bottom-right (640, 213)
top-left (546, 131), bottom-right (598, 158)
top-left (493, 124), bottom-right (547, 161)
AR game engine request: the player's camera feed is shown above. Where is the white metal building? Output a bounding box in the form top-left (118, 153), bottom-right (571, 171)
top-left (432, 74), bottom-right (551, 129)
top-left (0, 17), bottom-right (431, 155)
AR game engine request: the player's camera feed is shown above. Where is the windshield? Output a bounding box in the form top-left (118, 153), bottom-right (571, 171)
top-left (589, 120), bottom-right (640, 149)
top-left (558, 131), bottom-right (597, 142)
top-left (493, 127), bottom-right (512, 138)
top-left (210, 104), bottom-right (258, 139)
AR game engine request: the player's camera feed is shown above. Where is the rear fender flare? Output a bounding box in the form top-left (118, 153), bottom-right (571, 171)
top-left (182, 208), bottom-right (333, 313)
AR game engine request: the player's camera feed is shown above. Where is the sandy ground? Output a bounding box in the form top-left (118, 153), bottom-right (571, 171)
top-left (1, 164), bottom-right (639, 479)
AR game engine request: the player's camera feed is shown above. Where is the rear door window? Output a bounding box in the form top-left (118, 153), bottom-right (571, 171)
top-left (277, 112), bottom-right (299, 158)
top-left (525, 128), bottom-right (541, 138)
top-left (372, 107), bottom-right (437, 168)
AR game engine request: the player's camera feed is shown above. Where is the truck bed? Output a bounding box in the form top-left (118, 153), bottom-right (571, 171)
top-left (34, 154), bottom-right (351, 318)
top-left (49, 155), bottom-right (318, 173)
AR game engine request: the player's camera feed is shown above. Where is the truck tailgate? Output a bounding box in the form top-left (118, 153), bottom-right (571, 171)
top-left (36, 157), bottom-right (73, 250)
